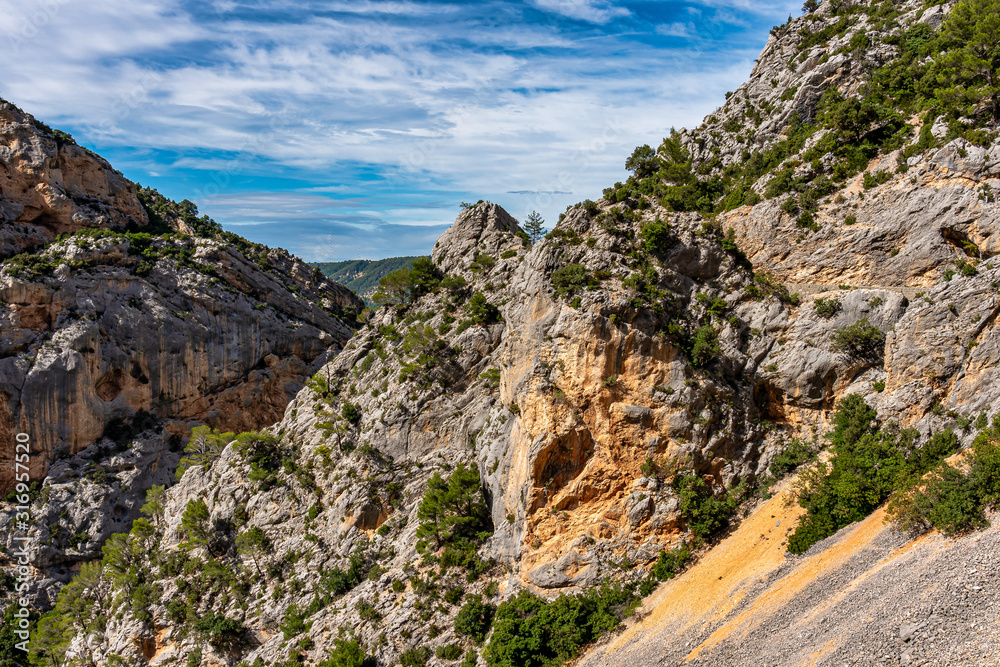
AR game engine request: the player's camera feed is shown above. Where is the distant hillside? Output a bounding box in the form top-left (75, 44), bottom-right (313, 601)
top-left (312, 256), bottom-right (424, 301)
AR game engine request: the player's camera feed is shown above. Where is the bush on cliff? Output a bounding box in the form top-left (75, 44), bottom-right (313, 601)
top-left (787, 395), bottom-right (961, 554)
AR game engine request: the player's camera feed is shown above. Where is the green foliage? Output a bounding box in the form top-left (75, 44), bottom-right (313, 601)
top-left (436, 644), bottom-right (464, 660)
top-left (342, 402), bottom-right (361, 424)
top-left (141, 484), bottom-right (168, 524)
top-left (889, 418), bottom-right (1000, 536)
top-left (280, 605), bottom-right (310, 639)
top-left (479, 368), bottom-right (501, 389)
top-left (470, 253), bottom-right (496, 273)
top-left (769, 439), bottom-right (815, 477)
top-left (444, 586), bottom-right (465, 605)
top-left (229, 431), bottom-right (283, 490)
top-left (484, 586), bottom-right (638, 667)
top-left (235, 526), bottom-right (271, 577)
top-left (938, 0), bottom-right (1000, 122)
top-left (862, 170), bottom-right (892, 189)
top-left (651, 545), bottom-right (692, 580)
top-left (137, 186), bottom-right (223, 237)
top-left (455, 595), bottom-right (496, 643)
top-left (813, 298), bottom-right (840, 318)
top-left (468, 292), bottom-right (500, 325)
top-left (830, 318), bottom-right (885, 358)
top-left (180, 498), bottom-right (212, 548)
top-left (316, 639), bottom-right (370, 667)
top-left (787, 396), bottom-right (961, 554)
top-left (194, 612), bottom-right (247, 649)
top-left (178, 426), bottom-right (235, 478)
top-left (626, 144), bottom-right (659, 179)
top-left (639, 217), bottom-right (674, 255)
top-left (551, 264), bottom-right (596, 297)
top-left (689, 325), bottom-right (721, 368)
top-left (399, 647), bottom-right (432, 667)
top-left (319, 551), bottom-right (367, 597)
top-left (312, 257), bottom-right (423, 301)
top-left (415, 463), bottom-right (492, 554)
top-left (673, 474), bottom-right (740, 539)
top-left (1, 604), bottom-right (28, 667)
top-left (372, 258), bottom-right (442, 307)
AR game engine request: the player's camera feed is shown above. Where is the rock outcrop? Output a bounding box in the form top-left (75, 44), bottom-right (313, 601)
top-left (0, 100), bottom-right (148, 258)
top-left (0, 99), bottom-right (364, 594)
top-left (5, 0), bottom-right (1000, 666)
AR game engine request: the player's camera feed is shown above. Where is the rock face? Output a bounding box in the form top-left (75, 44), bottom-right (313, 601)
top-left (0, 100), bottom-right (148, 258)
top-left (0, 99), bottom-right (363, 594)
top-left (7, 0), bottom-right (1000, 665)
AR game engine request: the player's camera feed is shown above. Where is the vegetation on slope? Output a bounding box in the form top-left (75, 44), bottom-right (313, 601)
top-left (606, 0), bottom-right (999, 226)
top-left (784, 394), bottom-right (1000, 554)
top-left (312, 257), bottom-right (424, 301)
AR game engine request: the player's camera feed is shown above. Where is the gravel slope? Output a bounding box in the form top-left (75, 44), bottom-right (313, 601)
top-left (576, 479), bottom-right (1000, 667)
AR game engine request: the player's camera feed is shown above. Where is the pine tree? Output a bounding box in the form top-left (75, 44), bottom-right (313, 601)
top-left (140, 484), bottom-right (167, 525)
top-left (939, 0), bottom-right (1000, 121)
top-left (235, 526), bottom-right (271, 578)
top-left (523, 211), bottom-right (546, 244)
top-left (415, 463), bottom-right (490, 552)
top-left (180, 498), bottom-right (212, 548)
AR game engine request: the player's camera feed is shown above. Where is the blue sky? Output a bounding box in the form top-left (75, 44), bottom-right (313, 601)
top-left (0, 0), bottom-right (801, 261)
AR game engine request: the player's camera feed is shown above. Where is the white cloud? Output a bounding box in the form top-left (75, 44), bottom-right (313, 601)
top-left (0, 0), bottom-right (781, 258)
top-left (530, 0), bottom-right (630, 24)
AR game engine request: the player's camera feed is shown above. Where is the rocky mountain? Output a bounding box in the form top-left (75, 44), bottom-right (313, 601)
top-left (4, 0), bottom-right (1000, 666)
top-left (0, 98), bottom-right (364, 600)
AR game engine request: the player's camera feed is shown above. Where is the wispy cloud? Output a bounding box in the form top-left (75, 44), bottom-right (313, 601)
top-left (0, 0), bottom-right (803, 260)
top-left (530, 0), bottom-right (630, 24)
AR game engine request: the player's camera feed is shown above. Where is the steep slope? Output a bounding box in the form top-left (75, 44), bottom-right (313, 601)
top-left (577, 476), bottom-right (1000, 667)
top-left (42, 196), bottom-right (805, 666)
top-left (0, 98), bottom-right (364, 600)
top-left (10, 0), bottom-right (1000, 665)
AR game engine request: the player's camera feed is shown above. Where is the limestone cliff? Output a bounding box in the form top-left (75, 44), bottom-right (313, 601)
top-left (0, 98), bottom-right (364, 598)
top-left (7, 0), bottom-right (1000, 666)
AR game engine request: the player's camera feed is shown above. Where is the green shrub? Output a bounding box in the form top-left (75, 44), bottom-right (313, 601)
top-left (651, 545), bottom-right (692, 580)
top-left (889, 419), bottom-right (1000, 536)
top-left (194, 612), bottom-right (247, 649)
top-left (480, 368), bottom-right (501, 389)
top-left (399, 647), bottom-right (432, 667)
top-left (436, 644), bottom-right (464, 660)
top-left (280, 605), bottom-right (310, 639)
top-left (319, 551), bottom-right (367, 597)
top-left (342, 402), bottom-right (361, 424)
top-left (415, 463), bottom-right (492, 554)
top-left (690, 325), bottom-right (721, 368)
top-left (551, 264), bottom-right (596, 297)
top-left (178, 426), bottom-right (235, 477)
top-left (813, 298), bottom-right (840, 318)
top-left (316, 639), bottom-right (369, 667)
top-left (769, 439), bottom-right (814, 477)
top-left (468, 292), bottom-right (499, 324)
top-left (484, 586), bottom-right (637, 667)
top-left (830, 318), bottom-right (885, 358)
top-left (471, 254), bottom-right (496, 272)
top-left (355, 600), bottom-right (380, 621)
top-left (787, 396), bottom-right (961, 555)
top-left (673, 474), bottom-right (739, 539)
top-left (455, 594), bottom-right (496, 643)
top-left (639, 217), bottom-right (674, 254)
